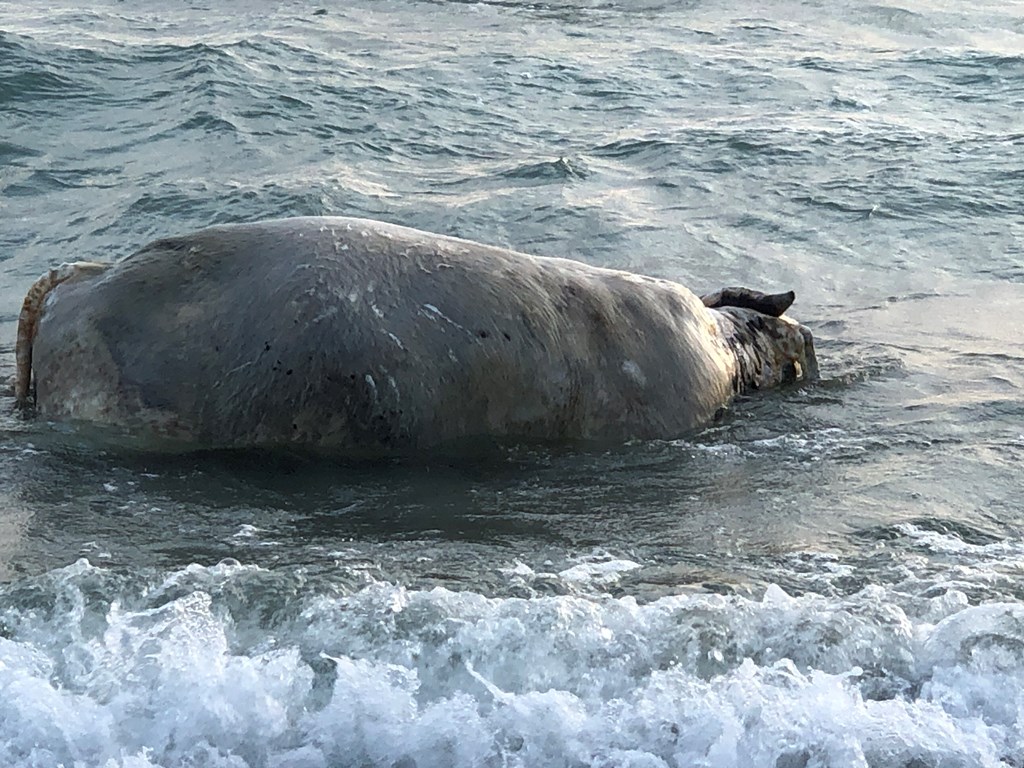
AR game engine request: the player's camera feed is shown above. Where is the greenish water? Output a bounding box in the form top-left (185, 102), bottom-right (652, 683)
top-left (0, 1), bottom-right (1022, 766)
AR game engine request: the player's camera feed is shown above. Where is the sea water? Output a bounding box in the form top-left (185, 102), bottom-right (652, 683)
top-left (0, 0), bottom-right (1022, 765)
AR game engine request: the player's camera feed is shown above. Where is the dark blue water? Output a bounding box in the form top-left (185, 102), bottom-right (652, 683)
top-left (1, 1), bottom-right (1023, 766)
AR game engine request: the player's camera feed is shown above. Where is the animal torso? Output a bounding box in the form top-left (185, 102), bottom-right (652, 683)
top-left (26, 217), bottom-right (792, 452)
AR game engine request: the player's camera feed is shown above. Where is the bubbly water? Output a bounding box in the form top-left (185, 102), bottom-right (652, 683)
top-left (1, 1), bottom-right (1022, 766)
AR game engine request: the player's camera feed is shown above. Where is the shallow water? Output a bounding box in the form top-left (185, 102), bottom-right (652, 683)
top-left (1, 0), bottom-right (1023, 766)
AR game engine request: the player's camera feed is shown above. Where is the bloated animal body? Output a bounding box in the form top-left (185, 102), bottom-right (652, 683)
top-left (15, 217), bottom-right (817, 453)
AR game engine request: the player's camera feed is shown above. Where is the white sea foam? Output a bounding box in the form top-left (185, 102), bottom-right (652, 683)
top-left (0, 558), bottom-right (1023, 767)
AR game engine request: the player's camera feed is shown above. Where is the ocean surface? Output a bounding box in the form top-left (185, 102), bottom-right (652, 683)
top-left (1, 0), bottom-right (1023, 765)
